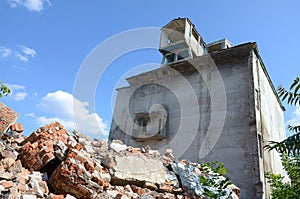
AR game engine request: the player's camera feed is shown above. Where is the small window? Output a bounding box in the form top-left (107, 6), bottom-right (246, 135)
top-left (255, 89), bottom-right (260, 110)
top-left (166, 53), bottom-right (175, 63)
top-left (134, 113), bottom-right (150, 133)
top-left (177, 49), bottom-right (189, 60)
top-left (258, 134), bottom-right (263, 158)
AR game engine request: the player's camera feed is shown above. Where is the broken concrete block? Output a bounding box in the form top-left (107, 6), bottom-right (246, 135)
top-left (0, 158), bottom-right (15, 170)
top-left (84, 144), bottom-right (95, 154)
top-left (96, 192), bottom-right (114, 199)
top-left (0, 102), bottom-right (19, 134)
top-left (106, 190), bottom-right (119, 198)
top-left (0, 141), bottom-right (5, 151)
top-left (103, 154), bottom-right (116, 168)
top-left (8, 186), bottom-right (19, 199)
top-left (1, 150), bottom-right (17, 160)
top-left (109, 140), bottom-right (128, 153)
top-left (171, 161), bottom-right (204, 196)
top-left (0, 184), bottom-right (4, 191)
top-left (21, 195), bottom-right (37, 199)
top-left (65, 194), bottom-right (77, 199)
top-left (111, 154), bottom-right (179, 190)
top-left (46, 193), bottom-right (64, 199)
top-left (38, 180), bottom-right (49, 195)
top-left (8, 160), bottom-right (23, 174)
top-left (0, 171), bottom-right (14, 180)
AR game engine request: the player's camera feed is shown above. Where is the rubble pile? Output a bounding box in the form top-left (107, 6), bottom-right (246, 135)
top-left (0, 102), bottom-right (240, 199)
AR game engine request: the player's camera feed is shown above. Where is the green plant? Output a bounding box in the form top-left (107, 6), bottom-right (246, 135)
top-left (199, 161), bottom-right (232, 198)
top-left (266, 77), bottom-right (300, 156)
top-left (265, 77), bottom-right (300, 198)
top-left (0, 82), bottom-right (10, 98)
top-left (278, 77), bottom-right (300, 106)
top-left (265, 154), bottom-right (300, 199)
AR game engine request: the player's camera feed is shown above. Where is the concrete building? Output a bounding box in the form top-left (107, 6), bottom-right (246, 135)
top-left (109, 18), bottom-right (286, 198)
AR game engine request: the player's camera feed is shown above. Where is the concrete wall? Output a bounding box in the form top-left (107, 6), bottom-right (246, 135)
top-left (109, 44), bottom-right (286, 199)
top-left (250, 50), bottom-right (286, 198)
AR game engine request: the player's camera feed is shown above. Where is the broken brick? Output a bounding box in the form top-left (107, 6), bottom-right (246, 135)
top-left (1, 180), bottom-right (14, 189)
top-left (10, 123), bottom-right (23, 133)
top-left (0, 102), bottom-right (19, 133)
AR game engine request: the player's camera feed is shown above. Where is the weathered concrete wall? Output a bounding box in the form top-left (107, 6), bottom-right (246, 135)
top-left (250, 50), bottom-right (286, 198)
top-left (109, 43), bottom-right (286, 199)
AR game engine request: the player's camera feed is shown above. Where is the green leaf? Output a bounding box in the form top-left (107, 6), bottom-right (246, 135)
top-left (294, 83), bottom-right (300, 95)
top-left (282, 92), bottom-right (289, 101)
top-left (290, 77), bottom-right (299, 90)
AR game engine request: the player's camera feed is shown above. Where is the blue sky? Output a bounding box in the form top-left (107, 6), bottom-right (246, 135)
top-left (0, 0), bottom-right (299, 139)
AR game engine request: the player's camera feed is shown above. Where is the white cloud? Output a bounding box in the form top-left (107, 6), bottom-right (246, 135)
top-left (35, 90), bottom-right (109, 137)
top-left (0, 45), bottom-right (36, 62)
top-left (7, 84), bottom-right (25, 90)
top-left (286, 107), bottom-right (300, 127)
top-left (8, 0), bottom-right (51, 12)
top-left (14, 52), bottom-right (28, 62)
top-left (17, 45), bottom-right (36, 58)
top-left (13, 92), bottom-right (28, 101)
top-left (0, 46), bottom-right (12, 58)
top-left (14, 45), bottom-right (37, 62)
top-left (26, 112), bottom-right (35, 117)
top-left (6, 83), bottom-right (28, 101)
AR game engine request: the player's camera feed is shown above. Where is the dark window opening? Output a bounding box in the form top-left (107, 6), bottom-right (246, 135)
top-left (166, 53), bottom-right (175, 63)
top-left (255, 89), bottom-right (260, 110)
top-left (258, 134), bottom-right (263, 158)
top-left (134, 113), bottom-right (150, 133)
top-left (177, 49), bottom-right (189, 60)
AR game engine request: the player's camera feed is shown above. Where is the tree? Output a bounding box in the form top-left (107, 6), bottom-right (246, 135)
top-left (265, 77), bottom-right (300, 156)
top-left (265, 154), bottom-right (300, 198)
top-left (265, 77), bottom-right (300, 198)
top-left (0, 82), bottom-right (10, 98)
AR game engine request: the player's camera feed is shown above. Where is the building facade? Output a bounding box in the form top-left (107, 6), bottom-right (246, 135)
top-left (109, 18), bottom-right (286, 198)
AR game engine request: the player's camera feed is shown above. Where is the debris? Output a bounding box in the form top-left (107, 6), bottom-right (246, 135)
top-left (0, 102), bottom-right (19, 134)
top-left (0, 102), bottom-right (240, 198)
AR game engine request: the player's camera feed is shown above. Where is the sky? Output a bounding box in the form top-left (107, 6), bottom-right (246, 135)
top-left (0, 0), bottom-right (299, 139)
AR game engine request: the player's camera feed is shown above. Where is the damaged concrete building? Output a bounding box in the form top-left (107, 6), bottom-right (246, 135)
top-left (109, 18), bottom-right (286, 198)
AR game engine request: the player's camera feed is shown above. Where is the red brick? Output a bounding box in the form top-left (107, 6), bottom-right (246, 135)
top-left (103, 182), bottom-right (110, 189)
top-left (131, 185), bottom-right (146, 195)
top-left (84, 161), bottom-right (94, 173)
top-left (2, 180), bottom-right (14, 189)
top-left (32, 160), bottom-right (44, 170)
top-left (47, 194), bottom-right (65, 199)
top-left (14, 137), bottom-right (25, 144)
top-left (17, 183), bottom-right (27, 192)
top-left (10, 123), bottom-right (23, 133)
top-left (0, 102), bottom-right (19, 133)
top-left (144, 182), bottom-right (158, 190)
top-left (76, 184), bottom-right (91, 197)
top-left (41, 152), bottom-right (55, 164)
top-left (159, 184), bottom-right (173, 192)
